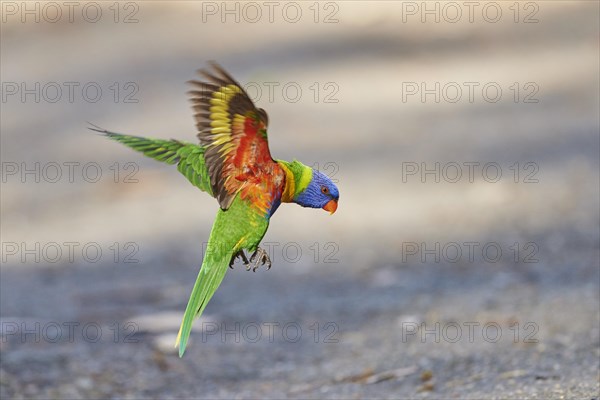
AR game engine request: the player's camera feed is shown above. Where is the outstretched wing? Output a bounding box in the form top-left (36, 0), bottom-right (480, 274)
top-left (90, 125), bottom-right (212, 195)
top-left (188, 62), bottom-right (273, 210)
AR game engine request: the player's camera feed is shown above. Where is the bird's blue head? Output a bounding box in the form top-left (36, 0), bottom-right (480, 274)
top-left (278, 160), bottom-right (339, 214)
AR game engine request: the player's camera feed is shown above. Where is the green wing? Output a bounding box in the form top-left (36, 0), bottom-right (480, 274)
top-left (175, 196), bottom-right (269, 357)
top-left (90, 125), bottom-right (212, 195)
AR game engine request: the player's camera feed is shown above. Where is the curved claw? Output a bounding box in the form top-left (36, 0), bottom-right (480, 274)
top-left (249, 247), bottom-right (271, 272)
top-left (230, 250), bottom-right (249, 269)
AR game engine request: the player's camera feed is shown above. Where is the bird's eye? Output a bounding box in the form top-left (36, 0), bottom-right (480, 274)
top-left (321, 186), bottom-right (329, 195)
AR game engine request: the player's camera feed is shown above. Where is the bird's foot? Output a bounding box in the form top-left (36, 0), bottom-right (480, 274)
top-left (229, 250), bottom-right (249, 269)
top-left (249, 247), bottom-right (271, 272)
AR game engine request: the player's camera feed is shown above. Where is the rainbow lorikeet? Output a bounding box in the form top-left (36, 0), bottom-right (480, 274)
top-left (90, 63), bottom-right (339, 357)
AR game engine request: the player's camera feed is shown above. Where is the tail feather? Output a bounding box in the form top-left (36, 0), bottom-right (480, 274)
top-left (175, 254), bottom-right (231, 357)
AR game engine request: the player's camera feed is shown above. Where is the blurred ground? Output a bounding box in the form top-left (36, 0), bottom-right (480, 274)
top-left (1, 1), bottom-right (599, 399)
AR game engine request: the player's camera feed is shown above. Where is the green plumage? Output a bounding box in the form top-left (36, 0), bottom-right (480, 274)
top-left (92, 64), bottom-right (339, 360)
top-left (175, 196), bottom-right (269, 356)
top-left (92, 126), bottom-right (270, 357)
top-left (102, 131), bottom-right (213, 195)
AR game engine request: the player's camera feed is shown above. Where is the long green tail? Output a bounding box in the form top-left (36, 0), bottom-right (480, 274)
top-left (175, 213), bottom-right (234, 357)
top-left (90, 124), bottom-right (212, 194)
top-left (175, 197), bottom-right (268, 357)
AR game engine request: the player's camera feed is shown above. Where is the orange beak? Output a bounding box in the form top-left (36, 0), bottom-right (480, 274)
top-left (323, 199), bottom-right (338, 214)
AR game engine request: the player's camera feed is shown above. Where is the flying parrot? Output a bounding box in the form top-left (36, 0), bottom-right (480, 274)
top-left (90, 62), bottom-right (339, 357)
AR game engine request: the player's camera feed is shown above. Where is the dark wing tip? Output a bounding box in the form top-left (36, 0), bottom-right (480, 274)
top-left (257, 108), bottom-right (269, 127)
top-left (87, 122), bottom-right (109, 135)
top-left (208, 61), bottom-right (238, 83)
top-left (195, 61), bottom-right (241, 88)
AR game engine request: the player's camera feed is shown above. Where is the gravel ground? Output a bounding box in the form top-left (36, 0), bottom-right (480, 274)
top-left (1, 235), bottom-right (599, 399)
